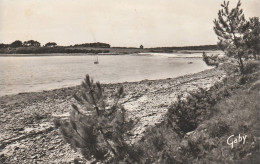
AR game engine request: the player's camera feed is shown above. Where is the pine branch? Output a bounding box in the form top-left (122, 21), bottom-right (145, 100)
top-left (55, 74), bottom-right (137, 162)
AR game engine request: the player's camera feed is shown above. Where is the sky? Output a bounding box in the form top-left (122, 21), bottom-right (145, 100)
top-left (0, 0), bottom-right (259, 48)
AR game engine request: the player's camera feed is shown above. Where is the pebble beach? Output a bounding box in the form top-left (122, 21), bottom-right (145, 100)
top-left (0, 67), bottom-right (225, 163)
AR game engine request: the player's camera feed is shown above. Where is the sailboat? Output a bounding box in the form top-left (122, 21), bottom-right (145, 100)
top-left (94, 55), bottom-right (99, 64)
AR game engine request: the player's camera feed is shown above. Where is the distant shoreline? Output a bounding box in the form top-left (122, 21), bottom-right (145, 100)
top-left (0, 44), bottom-right (220, 56)
top-left (0, 50), bottom-right (221, 57)
top-left (0, 53), bottom-right (130, 57)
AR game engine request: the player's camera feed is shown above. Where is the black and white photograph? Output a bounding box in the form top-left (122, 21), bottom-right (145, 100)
top-left (0, 0), bottom-right (259, 163)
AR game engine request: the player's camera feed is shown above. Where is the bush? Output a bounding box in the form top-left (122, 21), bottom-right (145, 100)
top-left (219, 62), bottom-right (239, 75)
top-left (136, 125), bottom-right (180, 163)
top-left (208, 120), bottom-right (230, 138)
top-left (202, 52), bottom-right (219, 67)
top-left (54, 75), bottom-right (139, 163)
top-left (134, 67), bottom-right (259, 163)
top-left (243, 61), bottom-right (260, 75)
top-left (167, 87), bottom-right (219, 136)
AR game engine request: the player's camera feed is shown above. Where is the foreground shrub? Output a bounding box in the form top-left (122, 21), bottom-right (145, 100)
top-left (54, 75), bottom-right (139, 163)
top-left (213, 0), bottom-right (251, 74)
top-left (219, 62), bottom-right (239, 75)
top-left (238, 61), bottom-right (260, 84)
top-left (243, 60), bottom-right (260, 75)
top-left (200, 89), bottom-right (259, 163)
top-left (166, 78), bottom-right (239, 137)
top-left (167, 89), bottom-right (212, 135)
top-left (202, 52), bottom-right (219, 67)
top-left (135, 64), bottom-right (260, 163)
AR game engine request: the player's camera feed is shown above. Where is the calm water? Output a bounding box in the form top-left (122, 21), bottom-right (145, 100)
top-left (0, 53), bottom-right (212, 96)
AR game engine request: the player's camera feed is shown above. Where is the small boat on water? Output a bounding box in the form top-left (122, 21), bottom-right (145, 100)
top-left (94, 55), bottom-right (99, 64)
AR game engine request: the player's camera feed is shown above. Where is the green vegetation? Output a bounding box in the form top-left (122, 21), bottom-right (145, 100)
top-left (0, 41), bottom-right (112, 54)
top-left (51, 0), bottom-right (259, 163)
top-left (54, 75), bottom-right (140, 163)
top-left (10, 40), bottom-right (23, 48)
top-left (202, 51), bottom-right (219, 67)
top-left (44, 42), bottom-right (57, 47)
top-left (0, 43), bottom-right (219, 54)
top-left (54, 60), bottom-right (259, 163)
top-left (23, 40), bottom-right (41, 47)
top-left (150, 45), bottom-right (219, 53)
top-left (0, 43), bottom-right (8, 49)
top-left (7, 47), bottom-right (109, 54)
top-left (74, 42), bottom-right (110, 48)
top-left (133, 61), bottom-right (259, 163)
top-left (213, 0), bottom-right (259, 74)
top-left (245, 17), bottom-right (260, 60)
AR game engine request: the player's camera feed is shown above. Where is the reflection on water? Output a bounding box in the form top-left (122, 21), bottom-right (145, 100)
top-left (0, 54), bottom-right (212, 96)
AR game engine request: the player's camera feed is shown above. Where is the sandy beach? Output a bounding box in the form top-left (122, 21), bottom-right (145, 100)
top-left (0, 67), bottom-right (225, 163)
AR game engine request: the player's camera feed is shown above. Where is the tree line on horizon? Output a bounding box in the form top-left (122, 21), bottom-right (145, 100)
top-left (0, 40), bottom-right (57, 48)
top-left (0, 40), bottom-right (112, 54)
top-left (151, 45), bottom-right (220, 51)
top-left (0, 40), bottom-right (220, 51)
top-left (0, 40), bottom-right (111, 49)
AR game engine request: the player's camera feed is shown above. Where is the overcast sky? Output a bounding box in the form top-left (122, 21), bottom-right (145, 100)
top-left (0, 0), bottom-right (259, 47)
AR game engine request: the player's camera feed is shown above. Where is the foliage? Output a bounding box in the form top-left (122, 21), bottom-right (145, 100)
top-left (64, 48), bottom-right (109, 54)
top-left (0, 41), bottom-right (111, 54)
top-left (54, 75), bottom-right (139, 163)
top-left (134, 125), bottom-right (180, 163)
top-left (213, 0), bottom-right (250, 74)
top-left (202, 51), bottom-right (219, 67)
top-left (219, 61), bottom-right (239, 75)
top-left (151, 45), bottom-right (219, 52)
top-left (166, 77), bottom-right (240, 137)
top-left (53, 65), bottom-right (259, 163)
top-left (9, 47), bottom-right (109, 54)
top-left (135, 67), bottom-right (259, 163)
top-left (44, 42), bottom-right (57, 47)
top-left (10, 40), bottom-right (23, 48)
top-left (243, 60), bottom-right (260, 75)
top-left (74, 42), bottom-right (110, 48)
top-left (23, 40), bottom-right (41, 47)
top-left (0, 43), bottom-right (8, 49)
top-left (205, 89), bottom-right (259, 163)
top-left (244, 17), bottom-right (260, 59)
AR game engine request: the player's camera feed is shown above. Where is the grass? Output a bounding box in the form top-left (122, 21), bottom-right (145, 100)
top-left (49, 60), bottom-right (259, 163)
top-left (130, 61), bottom-right (260, 163)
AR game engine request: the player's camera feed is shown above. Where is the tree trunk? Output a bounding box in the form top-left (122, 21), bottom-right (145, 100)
top-left (238, 56), bottom-right (245, 74)
top-left (89, 89), bottom-right (118, 157)
top-left (253, 53), bottom-right (257, 60)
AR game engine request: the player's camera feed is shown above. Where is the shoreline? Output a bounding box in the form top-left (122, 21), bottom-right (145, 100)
top-left (0, 53), bottom-right (131, 57)
top-left (0, 67), bottom-right (216, 102)
top-left (0, 67), bottom-right (226, 163)
top-left (0, 50), bottom-right (221, 57)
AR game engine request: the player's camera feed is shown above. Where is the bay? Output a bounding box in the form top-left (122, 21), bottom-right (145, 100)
top-left (0, 53), bottom-right (213, 96)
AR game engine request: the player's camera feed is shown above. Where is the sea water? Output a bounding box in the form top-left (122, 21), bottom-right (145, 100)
top-left (0, 53), bottom-right (213, 96)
